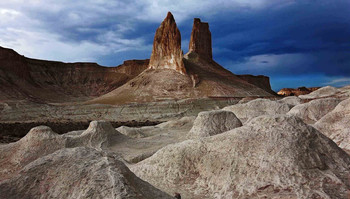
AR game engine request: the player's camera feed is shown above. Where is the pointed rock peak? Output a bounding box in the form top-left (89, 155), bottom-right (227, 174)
top-left (148, 12), bottom-right (186, 75)
top-left (166, 11), bottom-right (175, 21)
top-left (188, 18), bottom-right (212, 60)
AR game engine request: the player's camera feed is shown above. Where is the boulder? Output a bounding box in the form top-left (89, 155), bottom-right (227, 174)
top-left (277, 96), bottom-right (302, 106)
top-left (287, 97), bottom-right (341, 123)
top-left (187, 110), bottom-right (242, 138)
top-left (314, 98), bottom-right (350, 154)
top-left (223, 99), bottom-right (292, 122)
top-left (132, 115), bottom-right (350, 198)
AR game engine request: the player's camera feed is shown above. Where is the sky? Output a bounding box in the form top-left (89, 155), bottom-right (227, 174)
top-left (0, 0), bottom-right (349, 91)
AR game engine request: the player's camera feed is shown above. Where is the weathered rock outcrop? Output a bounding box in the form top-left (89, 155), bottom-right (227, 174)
top-left (187, 110), bottom-right (242, 138)
top-left (0, 147), bottom-right (172, 199)
top-left (314, 98), bottom-right (350, 154)
top-left (223, 98), bottom-right (292, 122)
top-left (287, 97), bottom-right (341, 123)
top-left (148, 12), bottom-right (186, 74)
top-left (132, 115), bottom-right (350, 198)
top-left (188, 18), bottom-right (212, 59)
top-left (0, 46), bottom-right (149, 102)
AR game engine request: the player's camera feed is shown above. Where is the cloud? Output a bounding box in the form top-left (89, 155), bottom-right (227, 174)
top-left (324, 77), bottom-right (350, 87)
top-left (0, 0), bottom-right (350, 90)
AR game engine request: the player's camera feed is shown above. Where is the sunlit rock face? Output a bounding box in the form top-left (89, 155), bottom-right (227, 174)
top-left (188, 18), bottom-right (212, 60)
top-left (148, 12), bottom-right (186, 75)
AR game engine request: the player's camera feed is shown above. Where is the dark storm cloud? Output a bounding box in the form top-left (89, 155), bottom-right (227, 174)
top-left (0, 0), bottom-right (349, 89)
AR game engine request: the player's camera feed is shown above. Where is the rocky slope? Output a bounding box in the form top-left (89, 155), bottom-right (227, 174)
top-left (0, 46), bottom-right (148, 103)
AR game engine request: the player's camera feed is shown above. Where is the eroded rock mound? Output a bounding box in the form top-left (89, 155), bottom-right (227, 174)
top-left (0, 126), bottom-right (65, 179)
top-left (187, 110), bottom-right (242, 138)
top-left (189, 18), bottom-right (212, 59)
top-left (67, 121), bottom-right (126, 150)
top-left (299, 86), bottom-right (339, 99)
top-left (287, 97), bottom-right (341, 123)
top-left (148, 12), bottom-right (186, 74)
top-left (223, 99), bottom-right (292, 122)
top-left (132, 115), bottom-right (350, 198)
top-left (314, 98), bottom-right (350, 154)
top-left (0, 147), bottom-right (172, 199)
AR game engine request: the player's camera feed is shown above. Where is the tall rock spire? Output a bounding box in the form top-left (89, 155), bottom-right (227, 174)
top-left (188, 18), bottom-right (212, 59)
top-left (148, 12), bottom-right (186, 74)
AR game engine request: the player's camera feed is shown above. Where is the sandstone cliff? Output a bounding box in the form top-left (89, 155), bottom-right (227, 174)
top-left (0, 46), bottom-right (148, 102)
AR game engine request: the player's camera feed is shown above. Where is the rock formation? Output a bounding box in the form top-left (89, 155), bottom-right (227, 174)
top-left (0, 147), bottom-right (172, 199)
top-left (90, 14), bottom-right (275, 105)
top-left (299, 86), bottom-right (340, 99)
top-left (287, 97), bottom-right (341, 123)
top-left (148, 12), bottom-right (186, 74)
top-left (277, 87), bottom-right (320, 96)
top-left (187, 110), bottom-right (242, 138)
top-left (223, 98), bottom-right (292, 123)
top-left (132, 115), bottom-right (350, 198)
top-left (188, 18), bottom-right (212, 59)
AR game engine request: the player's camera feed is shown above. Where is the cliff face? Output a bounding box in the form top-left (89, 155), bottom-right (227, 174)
top-left (0, 46), bottom-right (148, 102)
top-left (148, 12), bottom-right (186, 74)
top-left (188, 18), bottom-right (212, 59)
top-left (236, 75), bottom-right (276, 95)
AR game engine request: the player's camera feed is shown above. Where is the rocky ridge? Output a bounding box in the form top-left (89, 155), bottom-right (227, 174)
top-left (0, 46), bottom-right (149, 103)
